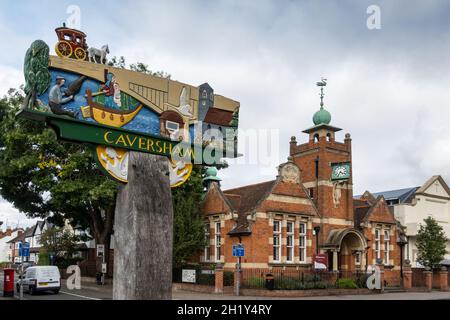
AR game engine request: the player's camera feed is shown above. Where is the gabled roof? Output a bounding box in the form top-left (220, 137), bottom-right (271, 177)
top-left (204, 108), bottom-right (234, 127)
top-left (358, 195), bottom-right (396, 224)
top-left (415, 175), bottom-right (450, 197)
top-left (222, 180), bottom-right (277, 237)
top-left (371, 187), bottom-right (418, 203)
top-left (223, 180), bottom-right (276, 214)
top-left (355, 187), bottom-right (418, 204)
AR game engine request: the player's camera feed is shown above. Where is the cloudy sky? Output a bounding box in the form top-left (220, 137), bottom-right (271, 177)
top-left (1, 0), bottom-right (450, 228)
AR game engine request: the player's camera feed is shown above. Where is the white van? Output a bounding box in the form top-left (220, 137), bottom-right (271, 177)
top-left (16, 266), bottom-right (61, 295)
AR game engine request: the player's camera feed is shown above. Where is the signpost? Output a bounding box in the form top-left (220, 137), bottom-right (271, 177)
top-left (18, 26), bottom-right (242, 300)
top-left (96, 244), bottom-right (106, 285)
top-left (18, 242), bottom-right (30, 300)
top-left (232, 243), bottom-right (245, 296)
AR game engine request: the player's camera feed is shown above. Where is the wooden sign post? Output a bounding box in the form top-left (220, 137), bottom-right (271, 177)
top-left (113, 152), bottom-right (173, 300)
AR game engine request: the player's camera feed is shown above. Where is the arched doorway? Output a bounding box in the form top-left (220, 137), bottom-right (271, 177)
top-left (324, 228), bottom-right (367, 272)
top-left (339, 231), bottom-right (366, 271)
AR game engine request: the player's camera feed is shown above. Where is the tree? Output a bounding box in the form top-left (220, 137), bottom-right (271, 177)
top-left (39, 227), bottom-right (80, 261)
top-left (0, 88), bottom-right (117, 274)
top-left (416, 216), bottom-right (447, 269)
top-left (108, 56), bottom-right (171, 79)
top-left (172, 166), bottom-right (207, 267)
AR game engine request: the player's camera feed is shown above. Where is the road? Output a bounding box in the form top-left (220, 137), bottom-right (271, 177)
top-left (0, 273), bottom-right (111, 300)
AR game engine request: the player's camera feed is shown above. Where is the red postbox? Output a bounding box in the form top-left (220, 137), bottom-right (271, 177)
top-left (3, 268), bottom-right (15, 297)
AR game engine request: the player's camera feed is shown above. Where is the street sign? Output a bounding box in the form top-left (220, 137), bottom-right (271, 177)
top-left (232, 244), bottom-right (245, 257)
top-left (314, 254), bottom-right (328, 270)
top-left (19, 242), bottom-right (30, 257)
top-left (96, 244), bottom-right (105, 257)
top-left (19, 31), bottom-right (242, 186)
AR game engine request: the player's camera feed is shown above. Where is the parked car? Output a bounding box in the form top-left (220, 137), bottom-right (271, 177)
top-left (12, 261), bottom-right (35, 273)
top-left (16, 266), bottom-right (61, 295)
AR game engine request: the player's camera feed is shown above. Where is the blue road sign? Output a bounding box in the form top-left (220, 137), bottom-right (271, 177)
top-left (232, 244), bottom-right (245, 257)
top-left (19, 242), bottom-right (30, 257)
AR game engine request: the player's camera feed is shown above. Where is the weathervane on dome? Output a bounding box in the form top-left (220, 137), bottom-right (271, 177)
top-left (316, 77), bottom-right (327, 108)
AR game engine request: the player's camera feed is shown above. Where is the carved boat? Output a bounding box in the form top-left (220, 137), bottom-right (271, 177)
top-left (85, 89), bottom-right (143, 127)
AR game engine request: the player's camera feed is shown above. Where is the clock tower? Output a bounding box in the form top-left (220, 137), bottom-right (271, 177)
top-left (290, 79), bottom-right (354, 229)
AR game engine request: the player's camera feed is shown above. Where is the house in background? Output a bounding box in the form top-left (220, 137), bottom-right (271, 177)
top-left (0, 225), bottom-right (24, 262)
top-left (24, 221), bottom-right (53, 263)
top-left (367, 175), bottom-right (450, 267)
top-left (6, 227), bottom-right (33, 263)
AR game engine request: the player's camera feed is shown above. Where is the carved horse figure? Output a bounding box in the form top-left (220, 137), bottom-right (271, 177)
top-left (87, 45), bottom-right (110, 64)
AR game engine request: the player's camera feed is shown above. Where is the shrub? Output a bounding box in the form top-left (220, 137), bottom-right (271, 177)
top-left (37, 251), bottom-right (49, 265)
top-left (336, 278), bottom-right (358, 289)
top-left (244, 276), bottom-right (265, 288)
top-left (355, 274), bottom-right (369, 288)
top-left (224, 271), bottom-right (234, 286)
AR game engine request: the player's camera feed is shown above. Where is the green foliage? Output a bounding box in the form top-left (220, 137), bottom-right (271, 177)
top-left (416, 216), bottom-right (447, 268)
top-left (39, 227), bottom-right (81, 260)
top-left (224, 271), bottom-right (234, 286)
top-left (108, 56), bottom-right (171, 79)
top-left (336, 278), bottom-right (358, 289)
top-left (245, 276), bottom-right (265, 288)
top-left (172, 166), bottom-right (207, 267)
top-left (273, 276), bottom-right (331, 290)
top-left (0, 88), bottom-right (117, 246)
top-left (354, 273), bottom-right (369, 288)
top-left (0, 261), bottom-right (10, 268)
top-left (37, 251), bottom-right (49, 266)
top-left (24, 40), bottom-right (51, 96)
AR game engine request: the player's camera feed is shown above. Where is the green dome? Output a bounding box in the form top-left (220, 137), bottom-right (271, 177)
top-left (206, 167), bottom-right (218, 177)
top-left (203, 167), bottom-right (221, 182)
top-left (313, 107), bottom-right (331, 125)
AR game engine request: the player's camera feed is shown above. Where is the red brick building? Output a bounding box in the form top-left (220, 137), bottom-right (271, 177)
top-left (200, 93), bottom-right (403, 286)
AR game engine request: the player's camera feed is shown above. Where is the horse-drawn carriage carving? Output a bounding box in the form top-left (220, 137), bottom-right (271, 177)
top-left (55, 26), bottom-right (88, 61)
top-left (54, 24), bottom-right (109, 64)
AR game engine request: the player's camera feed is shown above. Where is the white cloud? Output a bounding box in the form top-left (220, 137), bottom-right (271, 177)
top-left (0, 65), bottom-right (23, 97)
top-left (0, 0), bottom-right (449, 198)
top-left (0, 198), bottom-right (38, 231)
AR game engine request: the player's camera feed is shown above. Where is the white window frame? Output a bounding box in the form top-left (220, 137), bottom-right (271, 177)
top-left (215, 222), bottom-right (221, 262)
top-left (375, 229), bottom-right (381, 260)
top-left (204, 223), bottom-right (211, 262)
top-left (166, 120), bottom-right (180, 134)
top-left (384, 230), bottom-right (390, 265)
top-left (273, 221), bottom-right (281, 263)
top-left (299, 222), bottom-right (307, 263)
top-left (286, 221), bottom-right (294, 263)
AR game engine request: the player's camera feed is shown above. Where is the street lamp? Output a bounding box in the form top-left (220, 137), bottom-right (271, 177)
top-left (313, 226), bottom-right (321, 254)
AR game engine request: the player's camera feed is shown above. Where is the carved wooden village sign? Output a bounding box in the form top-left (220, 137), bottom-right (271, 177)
top-left (18, 25), bottom-right (240, 187)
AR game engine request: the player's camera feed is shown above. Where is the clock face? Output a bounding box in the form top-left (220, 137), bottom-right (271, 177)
top-left (331, 163), bottom-right (350, 180)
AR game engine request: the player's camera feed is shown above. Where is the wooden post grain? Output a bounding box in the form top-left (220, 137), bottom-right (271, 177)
top-left (113, 152), bottom-right (173, 300)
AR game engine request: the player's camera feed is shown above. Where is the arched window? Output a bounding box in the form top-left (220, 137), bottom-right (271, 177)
top-left (326, 133), bottom-right (332, 142)
top-left (314, 134), bottom-right (319, 143)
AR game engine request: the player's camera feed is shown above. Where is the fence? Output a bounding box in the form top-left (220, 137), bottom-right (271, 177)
top-left (240, 268), bottom-right (369, 290)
